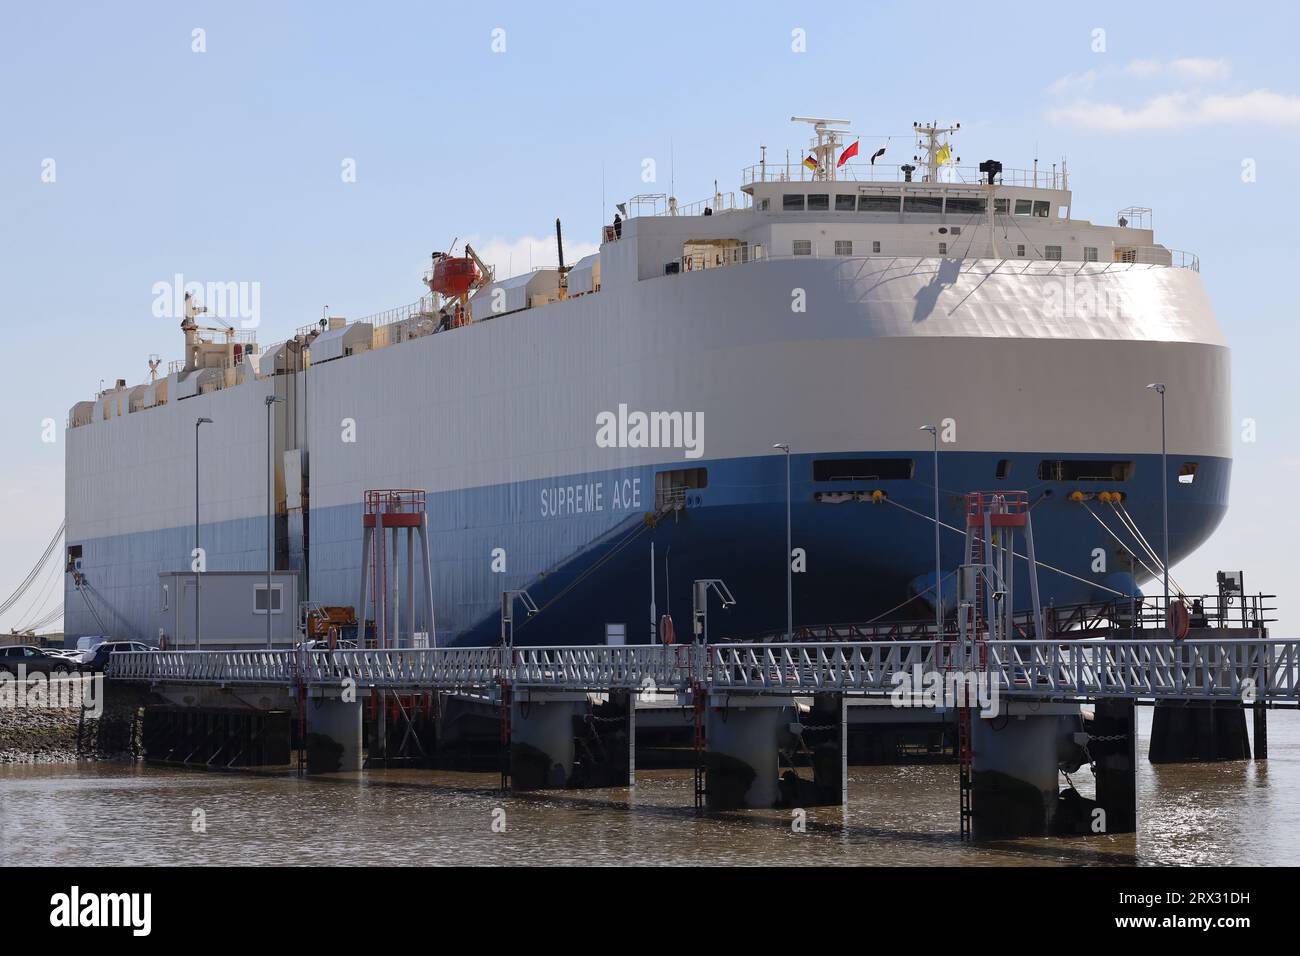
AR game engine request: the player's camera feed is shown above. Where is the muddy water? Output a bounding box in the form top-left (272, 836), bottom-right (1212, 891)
top-left (2, 709), bottom-right (1296, 866)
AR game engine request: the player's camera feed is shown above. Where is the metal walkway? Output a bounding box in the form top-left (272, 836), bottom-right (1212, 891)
top-left (109, 639), bottom-right (1300, 703)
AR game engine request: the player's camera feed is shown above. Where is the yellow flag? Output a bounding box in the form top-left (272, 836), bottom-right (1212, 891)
top-left (935, 144), bottom-right (952, 166)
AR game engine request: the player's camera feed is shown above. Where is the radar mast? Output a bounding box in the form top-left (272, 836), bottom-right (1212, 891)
top-left (790, 116), bottom-right (851, 182)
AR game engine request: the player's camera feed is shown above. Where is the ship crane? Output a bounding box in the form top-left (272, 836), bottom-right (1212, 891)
top-left (179, 291), bottom-right (248, 373)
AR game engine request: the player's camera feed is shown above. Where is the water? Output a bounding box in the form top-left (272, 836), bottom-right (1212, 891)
top-left (3, 709), bottom-right (1297, 866)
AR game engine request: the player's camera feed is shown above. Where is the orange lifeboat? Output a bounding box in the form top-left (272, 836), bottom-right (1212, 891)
top-left (428, 255), bottom-right (480, 299)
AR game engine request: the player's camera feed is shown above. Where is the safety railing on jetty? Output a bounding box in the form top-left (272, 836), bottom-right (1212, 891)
top-left (751, 592), bottom-right (1276, 644)
top-left (108, 638), bottom-right (1300, 702)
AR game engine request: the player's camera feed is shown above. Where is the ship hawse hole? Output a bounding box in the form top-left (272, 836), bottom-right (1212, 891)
top-left (995, 459), bottom-right (1012, 479)
top-left (1178, 462), bottom-right (1198, 484)
top-left (1037, 459), bottom-right (1134, 482)
top-left (813, 458), bottom-right (914, 481)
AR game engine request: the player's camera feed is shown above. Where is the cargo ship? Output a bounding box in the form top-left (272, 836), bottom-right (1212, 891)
top-left (63, 118), bottom-right (1230, 647)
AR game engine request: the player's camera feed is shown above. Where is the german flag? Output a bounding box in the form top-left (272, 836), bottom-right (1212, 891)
top-left (802, 155), bottom-right (819, 172)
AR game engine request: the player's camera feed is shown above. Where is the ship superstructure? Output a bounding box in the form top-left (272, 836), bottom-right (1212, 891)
top-left (64, 118), bottom-right (1229, 647)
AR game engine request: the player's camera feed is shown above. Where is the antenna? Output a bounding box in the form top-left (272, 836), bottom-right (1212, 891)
top-left (147, 354), bottom-right (161, 383)
top-left (790, 116), bottom-right (852, 181)
top-left (913, 121), bottom-right (961, 182)
top-left (555, 218), bottom-right (569, 300)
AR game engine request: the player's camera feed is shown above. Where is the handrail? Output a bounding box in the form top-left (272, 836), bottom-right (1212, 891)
top-left (107, 638), bottom-right (1300, 702)
top-left (671, 247), bottom-right (1200, 276)
top-left (741, 162), bottom-right (1066, 190)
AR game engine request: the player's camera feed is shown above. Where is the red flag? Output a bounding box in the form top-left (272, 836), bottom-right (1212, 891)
top-left (836, 139), bottom-right (860, 167)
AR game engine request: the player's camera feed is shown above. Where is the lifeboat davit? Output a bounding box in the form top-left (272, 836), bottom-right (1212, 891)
top-left (428, 255), bottom-right (480, 299)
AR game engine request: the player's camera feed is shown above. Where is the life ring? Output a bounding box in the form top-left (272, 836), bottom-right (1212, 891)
top-left (1166, 599), bottom-right (1190, 640)
top-left (660, 613), bottom-right (676, 645)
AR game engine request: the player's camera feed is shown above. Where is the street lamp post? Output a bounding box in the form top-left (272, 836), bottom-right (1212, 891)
top-left (194, 417), bottom-right (213, 649)
top-left (773, 443), bottom-right (792, 641)
top-left (919, 425), bottom-right (941, 639)
top-left (1146, 383), bottom-right (1170, 620)
top-left (265, 395), bottom-right (285, 648)
top-left (500, 589), bottom-right (539, 647)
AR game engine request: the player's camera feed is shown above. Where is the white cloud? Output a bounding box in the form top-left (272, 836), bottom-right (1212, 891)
top-left (459, 235), bottom-right (601, 280)
top-left (1047, 89), bottom-right (1300, 132)
top-left (1171, 57), bottom-right (1231, 82)
top-left (1046, 69), bottom-right (1098, 95)
top-left (1123, 59), bottom-right (1162, 78)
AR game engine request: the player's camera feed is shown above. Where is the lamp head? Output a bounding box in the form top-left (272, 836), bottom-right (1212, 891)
top-left (1145, 383), bottom-right (1166, 395)
top-left (773, 442), bottom-right (790, 453)
top-left (197, 417), bottom-right (213, 425)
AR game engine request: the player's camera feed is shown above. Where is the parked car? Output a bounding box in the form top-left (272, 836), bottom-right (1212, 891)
top-left (294, 639), bottom-right (358, 652)
top-left (81, 641), bottom-right (155, 671)
top-left (0, 645), bottom-right (81, 675)
top-left (42, 649), bottom-right (86, 664)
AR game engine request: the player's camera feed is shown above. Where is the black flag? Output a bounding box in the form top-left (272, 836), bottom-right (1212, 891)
top-left (870, 146), bottom-right (887, 165)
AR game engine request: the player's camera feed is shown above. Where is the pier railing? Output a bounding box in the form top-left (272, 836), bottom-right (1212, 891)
top-left (109, 638), bottom-right (1300, 703)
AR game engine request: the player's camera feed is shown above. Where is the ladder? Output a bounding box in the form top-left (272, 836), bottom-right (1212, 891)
top-left (692, 680), bottom-right (707, 812)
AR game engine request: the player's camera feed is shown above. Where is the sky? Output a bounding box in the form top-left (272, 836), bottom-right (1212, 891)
top-left (2, 0), bottom-right (1298, 633)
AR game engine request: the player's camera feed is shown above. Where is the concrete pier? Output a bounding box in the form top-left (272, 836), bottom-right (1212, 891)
top-left (304, 694), bottom-right (363, 773)
top-left (509, 692), bottom-right (583, 790)
top-left (704, 697), bottom-right (793, 810)
top-left (970, 705), bottom-right (1097, 840)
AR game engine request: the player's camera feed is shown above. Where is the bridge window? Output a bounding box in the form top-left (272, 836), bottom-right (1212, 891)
top-left (938, 242), bottom-right (948, 255)
top-left (1045, 245), bottom-right (1062, 260)
top-left (783, 194), bottom-right (805, 211)
top-left (872, 240), bottom-right (881, 253)
top-left (814, 458), bottom-right (914, 481)
top-left (1017, 244), bottom-right (1025, 256)
top-left (1085, 246), bottom-right (1098, 262)
top-left (904, 195), bottom-right (943, 214)
top-left (793, 239), bottom-right (812, 256)
top-left (946, 197), bottom-right (986, 216)
top-left (834, 240), bottom-right (853, 256)
top-left (1015, 199), bottom-right (1033, 215)
top-left (835, 194), bottom-right (856, 211)
top-left (254, 584), bottom-right (283, 614)
top-left (808, 194), bottom-right (829, 211)
top-left (1038, 459), bottom-right (1134, 482)
top-left (994, 198), bottom-right (1010, 214)
top-left (860, 195), bottom-right (899, 212)
top-left (1034, 200), bottom-right (1050, 218)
